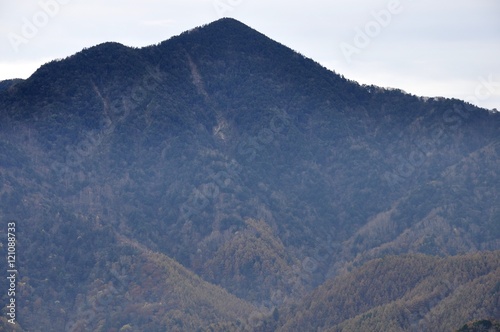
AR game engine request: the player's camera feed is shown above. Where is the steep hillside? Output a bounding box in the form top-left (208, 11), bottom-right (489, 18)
top-left (7, 231), bottom-right (258, 331)
top-left (280, 252), bottom-right (500, 332)
top-left (0, 18), bottom-right (499, 331)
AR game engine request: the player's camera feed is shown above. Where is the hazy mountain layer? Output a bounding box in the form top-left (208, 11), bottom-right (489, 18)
top-left (0, 18), bottom-right (498, 331)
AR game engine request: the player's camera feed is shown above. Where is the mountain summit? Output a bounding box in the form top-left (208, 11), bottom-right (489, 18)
top-left (1, 19), bottom-right (499, 331)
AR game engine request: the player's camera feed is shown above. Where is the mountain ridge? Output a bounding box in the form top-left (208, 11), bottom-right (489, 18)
top-left (0, 18), bottom-right (498, 331)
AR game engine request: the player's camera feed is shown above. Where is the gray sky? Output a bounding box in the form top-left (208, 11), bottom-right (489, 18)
top-left (1, 0), bottom-right (499, 109)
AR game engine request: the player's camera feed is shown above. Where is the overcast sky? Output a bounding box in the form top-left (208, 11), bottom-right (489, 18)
top-left (1, 0), bottom-right (499, 109)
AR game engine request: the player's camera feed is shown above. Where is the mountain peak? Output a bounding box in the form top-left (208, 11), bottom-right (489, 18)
top-left (171, 17), bottom-right (268, 48)
top-left (196, 17), bottom-right (254, 33)
top-left (207, 17), bottom-right (249, 27)
top-left (0, 16), bottom-right (499, 332)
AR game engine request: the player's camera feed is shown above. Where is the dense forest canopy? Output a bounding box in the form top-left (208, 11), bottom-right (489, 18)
top-left (0, 18), bottom-right (498, 331)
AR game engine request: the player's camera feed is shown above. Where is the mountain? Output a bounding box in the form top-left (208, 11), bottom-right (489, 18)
top-left (279, 252), bottom-right (500, 331)
top-left (0, 79), bottom-right (23, 92)
top-left (456, 319), bottom-right (500, 332)
top-left (0, 18), bottom-right (499, 331)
